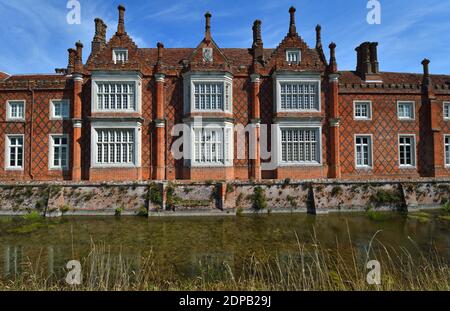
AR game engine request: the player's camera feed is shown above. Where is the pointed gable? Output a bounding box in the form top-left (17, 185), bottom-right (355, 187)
top-left (186, 12), bottom-right (232, 72)
top-left (266, 7), bottom-right (326, 73)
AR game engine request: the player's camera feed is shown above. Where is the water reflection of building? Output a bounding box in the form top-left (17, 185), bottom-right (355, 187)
top-left (3, 245), bottom-right (23, 277)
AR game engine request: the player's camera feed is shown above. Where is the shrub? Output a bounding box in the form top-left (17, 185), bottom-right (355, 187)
top-left (137, 206), bottom-right (148, 217)
top-left (442, 201), bottom-right (450, 213)
top-left (22, 211), bottom-right (42, 222)
top-left (148, 184), bottom-right (163, 205)
top-left (59, 205), bottom-right (70, 215)
top-left (115, 207), bottom-right (124, 217)
top-left (369, 189), bottom-right (402, 206)
top-left (226, 183), bottom-right (234, 194)
top-left (252, 186), bottom-right (267, 211)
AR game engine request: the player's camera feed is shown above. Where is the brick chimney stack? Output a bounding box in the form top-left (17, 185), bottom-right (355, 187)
top-left (117, 5), bottom-right (126, 35)
top-left (205, 12), bottom-right (212, 41)
top-left (74, 41), bottom-right (84, 73)
top-left (422, 58), bottom-right (431, 86)
top-left (252, 20), bottom-right (264, 63)
top-left (288, 7), bottom-right (297, 36)
top-left (329, 43), bottom-right (337, 73)
top-left (315, 25), bottom-right (322, 49)
top-left (92, 18), bottom-right (107, 55)
top-left (355, 42), bottom-right (381, 82)
top-left (67, 48), bottom-right (76, 74)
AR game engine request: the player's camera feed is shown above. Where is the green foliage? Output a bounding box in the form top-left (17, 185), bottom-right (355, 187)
top-left (166, 183), bottom-right (181, 210)
top-left (370, 189), bottom-right (403, 206)
top-left (59, 205), bottom-right (71, 215)
top-left (252, 186), bottom-right (267, 211)
top-left (115, 207), bottom-right (124, 217)
top-left (365, 204), bottom-right (388, 221)
top-left (148, 184), bottom-right (163, 205)
top-left (137, 206), bottom-right (148, 217)
top-left (226, 183), bottom-right (234, 194)
top-left (236, 206), bottom-right (244, 216)
top-left (331, 185), bottom-right (343, 197)
top-left (442, 201), bottom-right (450, 213)
top-left (22, 211), bottom-right (42, 222)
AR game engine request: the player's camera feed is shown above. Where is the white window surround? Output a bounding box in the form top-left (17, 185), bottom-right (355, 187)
top-left (273, 73), bottom-right (321, 113)
top-left (184, 120), bottom-right (234, 168)
top-left (90, 121), bottom-right (142, 169)
top-left (6, 100), bottom-right (26, 121)
top-left (273, 121), bottom-right (323, 167)
top-left (353, 100), bottom-right (372, 120)
top-left (183, 72), bottom-right (233, 114)
top-left (5, 134), bottom-right (24, 170)
top-left (443, 102), bottom-right (450, 120)
top-left (91, 72), bottom-right (142, 113)
top-left (397, 101), bottom-right (415, 120)
top-left (50, 99), bottom-right (70, 120)
top-left (444, 135), bottom-right (450, 167)
top-left (398, 134), bottom-right (416, 168)
top-left (286, 49), bottom-right (301, 63)
top-left (354, 134), bottom-right (373, 169)
top-left (113, 49), bottom-right (128, 64)
top-left (49, 134), bottom-right (69, 170)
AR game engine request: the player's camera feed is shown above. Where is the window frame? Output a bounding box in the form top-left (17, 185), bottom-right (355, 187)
top-left (50, 99), bottom-right (70, 120)
top-left (183, 72), bottom-right (233, 114)
top-left (444, 135), bottom-right (450, 167)
top-left (398, 134), bottom-right (416, 168)
top-left (286, 49), bottom-right (301, 64)
top-left (397, 101), bottom-right (415, 120)
top-left (443, 102), bottom-right (450, 120)
top-left (91, 72), bottom-right (142, 114)
top-left (273, 73), bottom-right (321, 113)
top-left (5, 134), bottom-right (24, 170)
top-left (49, 134), bottom-right (69, 170)
top-left (6, 100), bottom-right (26, 121)
top-left (274, 121), bottom-right (323, 167)
top-left (354, 134), bottom-right (373, 169)
top-left (353, 100), bottom-right (372, 120)
top-left (113, 49), bottom-right (128, 64)
top-left (90, 121), bottom-right (142, 169)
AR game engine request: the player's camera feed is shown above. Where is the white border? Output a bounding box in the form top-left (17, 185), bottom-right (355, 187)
top-left (50, 99), bottom-right (71, 120)
top-left (48, 134), bottom-right (70, 170)
top-left (112, 48), bottom-right (129, 64)
top-left (285, 49), bottom-right (301, 64)
top-left (397, 101), bottom-right (415, 120)
top-left (443, 102), bottom-right (450, 120)
top-left (354, 134), bottom-right (374, 169)
top-left (6, 100), bottom-right (26, 122)
top-left (444, 134), bottom-right (450, 167)
top-left (4, 134), bottom-right (24, 171)
top-left (353, 100), bottom-right (372, 121)
top-left (90, 121), bottom-right (142, 169)
top-left (273, 73), bottom-right (322, 113)
top-left (398, 134), bottom-right (417, 169)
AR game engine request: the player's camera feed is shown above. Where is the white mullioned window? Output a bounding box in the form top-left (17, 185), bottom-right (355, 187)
top-left (184, 73), bottom-right (233, 114)
top-left (354, 101), bottom-right (371, 120)
top-left (397, 101), bottom-right (415, 120)
top-left (96, 82), bottom-right (135, 111)
top-left (444, 102), bottom-right (450, 120)
top-left (399, 135), bottom-right (416, 167)
top-left (280, 82), bottom-right (319, 111)
top-left (194, 83), bottom-right (223, 110)
top-left (7, 100), bottom-right (25, 121)
top-left (445, 135), bottom-right (450, 166)
top-left (193, 128), bottom-right (224, 164)
top-left (280, 128), bottom-right (320, 164)
top-left (286, 50), bottom-right (301, 63)
top-left (6, 135), bottom-right (24, 169)
top-left (95, 129), bottom-right (135, 165)
top-left (355, 135), bottom-right (372, 168)
top-left (51, 100), bottom-right (70, 119)
top-left (113, 49), bottom-right (128, 64)
top-left (50, 135), bottom-right (69, 169)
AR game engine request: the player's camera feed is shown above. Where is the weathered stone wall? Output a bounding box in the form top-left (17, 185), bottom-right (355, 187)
top-left (0, 180), bottom-right (448, 217)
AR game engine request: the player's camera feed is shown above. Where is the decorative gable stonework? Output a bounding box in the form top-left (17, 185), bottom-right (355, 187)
top-left (0, 5), bottom-right (450, 182)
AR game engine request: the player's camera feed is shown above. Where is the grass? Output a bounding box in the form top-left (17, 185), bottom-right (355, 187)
top-left (0, 235), bottom-right (448, 291)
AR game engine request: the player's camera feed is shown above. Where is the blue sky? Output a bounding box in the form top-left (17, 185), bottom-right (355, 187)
top-left (1, 0), bottom-right (450, 75)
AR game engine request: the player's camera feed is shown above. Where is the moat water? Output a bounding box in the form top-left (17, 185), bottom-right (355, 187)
top-left (0, 211), bottom-right (449, 281)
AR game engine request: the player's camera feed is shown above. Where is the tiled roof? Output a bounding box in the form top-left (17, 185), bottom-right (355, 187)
top-left (0, 72), bottom-right (9, 81)
top-left (3, 74), bottom-right (66, 82)
top-left (339, 71), bottom-right (450, 86)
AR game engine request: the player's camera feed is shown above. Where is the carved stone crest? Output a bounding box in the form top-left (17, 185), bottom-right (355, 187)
top-left (203, 48), bottom-right (213, 62)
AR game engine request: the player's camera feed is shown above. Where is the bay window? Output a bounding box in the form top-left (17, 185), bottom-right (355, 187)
top-left (274, 73), bottom-right (321, 112)
top-left (183, 73), bottom-right (233, 114)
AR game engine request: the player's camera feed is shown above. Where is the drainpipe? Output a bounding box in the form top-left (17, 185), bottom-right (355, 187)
top-left (28, 83), bottom-right (35, 180)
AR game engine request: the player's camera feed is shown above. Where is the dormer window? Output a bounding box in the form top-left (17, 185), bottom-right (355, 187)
top-left (113, 49), bottom-right (128, 64)
top-left (286, 49), bottom-right (301, 63)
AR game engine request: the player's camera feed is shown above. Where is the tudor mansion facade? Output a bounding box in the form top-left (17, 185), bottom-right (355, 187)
top-left (1, 5), bottom-right (450, 182)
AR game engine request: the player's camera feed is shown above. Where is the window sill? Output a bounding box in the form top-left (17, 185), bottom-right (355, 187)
top-left (278, 162), bottom-right (322, 167)
top-left (5, 167), bottom-right (24, 171)
top-left (6, 119), bottom-right (25, 123)
top-left (399, 165), bottom-right (417, 170)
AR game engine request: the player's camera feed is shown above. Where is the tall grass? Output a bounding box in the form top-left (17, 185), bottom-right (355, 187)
top-left (0, 234), bottom-right (448, 291)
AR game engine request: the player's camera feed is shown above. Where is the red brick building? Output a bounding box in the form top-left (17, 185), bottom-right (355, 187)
top-left (1, 5), bottom-right (450, 182)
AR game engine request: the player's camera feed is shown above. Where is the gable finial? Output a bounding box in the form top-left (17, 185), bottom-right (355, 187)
top-left (289, 7), bottom-right (297, 36)
top-left (117, 5), bottom-right (126, 35)
top-left (205, 12), bottom-right (212, 41)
